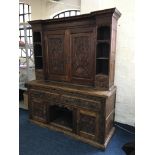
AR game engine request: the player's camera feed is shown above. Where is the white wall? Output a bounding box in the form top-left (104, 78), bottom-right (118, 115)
top-left (43, 0), bottom-right (81, 19)
top-left (19, 0), bottom-right (42, 20)
top-left (20, 0), bottom-right (81, 20)
top-left (81, 0), bottom-right (135, 126)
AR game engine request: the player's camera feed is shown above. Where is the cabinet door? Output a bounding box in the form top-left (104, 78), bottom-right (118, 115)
top-left (77, 109), bottom-right (98, 141)
top-left (29, 90), bottom-right (47, 122)
top-left (31, 100), bottom-right (47, 122)
top-left (44, 30), bottom-right (69, 81)
top-left (70, 29), bottom-right (95, 85)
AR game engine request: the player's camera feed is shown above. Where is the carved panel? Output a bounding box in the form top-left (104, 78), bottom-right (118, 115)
top-left (30, 84), bottom-right (104, 102)
top-left (79, 113), bottom-right (96, 135)
top-left (31, 101), bottom-right (47, 121)
top-left (61, 95), bottom-right (101, 111)
top-left (95, 74), bottom-right (109, 89)
top-left (30, 90), bottom-right (46, 99)
top-left (71, 34), bottom-right (93, 79)
top-left (48, 37), bottom-right (65, 75)
top-left (30, 89), bottom-right (101, 112)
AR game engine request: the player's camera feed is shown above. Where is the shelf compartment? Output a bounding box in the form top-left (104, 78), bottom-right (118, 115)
top-left (34, 57), bottom-right (43, 69)
top-left (33, 32), bottom-right (41, 42)
top-left (96, 57), bottom-right (109, 60)
top-left (34, 44), bottom-right (42, 56)
top-left (97, 26), bottom-right (110, 40)
top-left (49, 105), bottom-right (73, 129)
top-left (96, 59), bottom-right (109, 75)
top-left (96, 43), bottom-right (110, 58)
top-left (97, 40), bottom-right (110, 43)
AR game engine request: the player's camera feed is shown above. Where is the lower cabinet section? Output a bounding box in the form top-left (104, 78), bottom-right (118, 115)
top-left (27, 82), bottom-right (116, 149)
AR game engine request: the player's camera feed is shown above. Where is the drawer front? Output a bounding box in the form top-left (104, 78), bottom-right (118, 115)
top-left (61, 95), bottom-right (101, 111)
top-left (30, 89), bottom-right (102, 111)
top-left (30, 89), bottom-right (60, 103)
top-left (30, 89), bottom-right (47, 99)
top-left (77, 109), bottom-right (99, 141)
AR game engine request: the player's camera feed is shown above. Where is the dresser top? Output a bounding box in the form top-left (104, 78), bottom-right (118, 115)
top-left (26, 80), bottom-right (116, 98)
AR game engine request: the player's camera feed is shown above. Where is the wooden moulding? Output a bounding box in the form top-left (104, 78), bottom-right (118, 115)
top-left (30, 119), bottom-right (115, 150)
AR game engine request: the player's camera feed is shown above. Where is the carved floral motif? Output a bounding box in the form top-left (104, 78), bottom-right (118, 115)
top-left (72, 36), bottom-right (92, 78)
top-left (48, 38), bottom-right (65, 74)
top-left (79, 113), bottom-right (96, 134)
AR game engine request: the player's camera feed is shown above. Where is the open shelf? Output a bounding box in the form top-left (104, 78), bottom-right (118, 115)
top-left (33, 32), bottom-right (43, 70)
top-left (96, 59), bottom-right (109, 75)
top-left (96, 26), bottom-right (110, 76)
top-left (97, 40), bottom-right (110, 43)
top-left (34, 44), bottom-right (42, 56)
top-left (34, 57), bottom-right (43, 69)
top-left (97, 26), bottom-right (110, 40)
top-left (49, 105), bottom-right (73, 129)
top-left (96, 43), bottom-right (110, 58)
top-left (33, 32), bottom-right (41, 42)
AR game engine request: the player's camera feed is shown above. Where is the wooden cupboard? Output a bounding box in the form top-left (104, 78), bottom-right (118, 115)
top-left (27, 8), bottom-right (121, 149)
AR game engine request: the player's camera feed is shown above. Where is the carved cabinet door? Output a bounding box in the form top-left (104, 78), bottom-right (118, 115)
top-left (77, 109), bottom-right (98, 141)
top-left (70, 29), bottom-right (95, 86)
top-left (44, 30), bottom-right (69, 82)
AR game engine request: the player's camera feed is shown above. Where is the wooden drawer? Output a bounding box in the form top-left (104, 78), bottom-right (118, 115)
top-left (30, 89), bottom-right (60, 103)
top-left (61, 95), bottom-right (101, 111)
top-left (30, 89), bottom-right (101, 111)
top-left (30, 89), bottom-right (47, 99)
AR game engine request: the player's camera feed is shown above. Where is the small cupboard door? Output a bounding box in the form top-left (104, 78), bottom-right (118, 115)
top-left (70, 29), bottom-right (95, 86)
top-left (77, 109), bottom-right (98, 141)
top-left (31, 100), bottom-right (47, 122)
top-left (29, 90), bottom-right (48, 122)
top-left (44, 30), bottom-right (69, 82)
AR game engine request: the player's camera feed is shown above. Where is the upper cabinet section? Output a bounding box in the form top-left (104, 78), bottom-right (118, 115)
top-left (29, 8), bottom-right (121, 90)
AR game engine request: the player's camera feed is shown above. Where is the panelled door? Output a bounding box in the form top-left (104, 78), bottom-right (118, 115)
top-left (43, 27), bottom-right (95, 85)
top-left (70, 27), bottom-right (95, 86)
top-left (44, 30), bottom-right (69, 82)
top-left (77, 109), bottom-right (99, 141)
